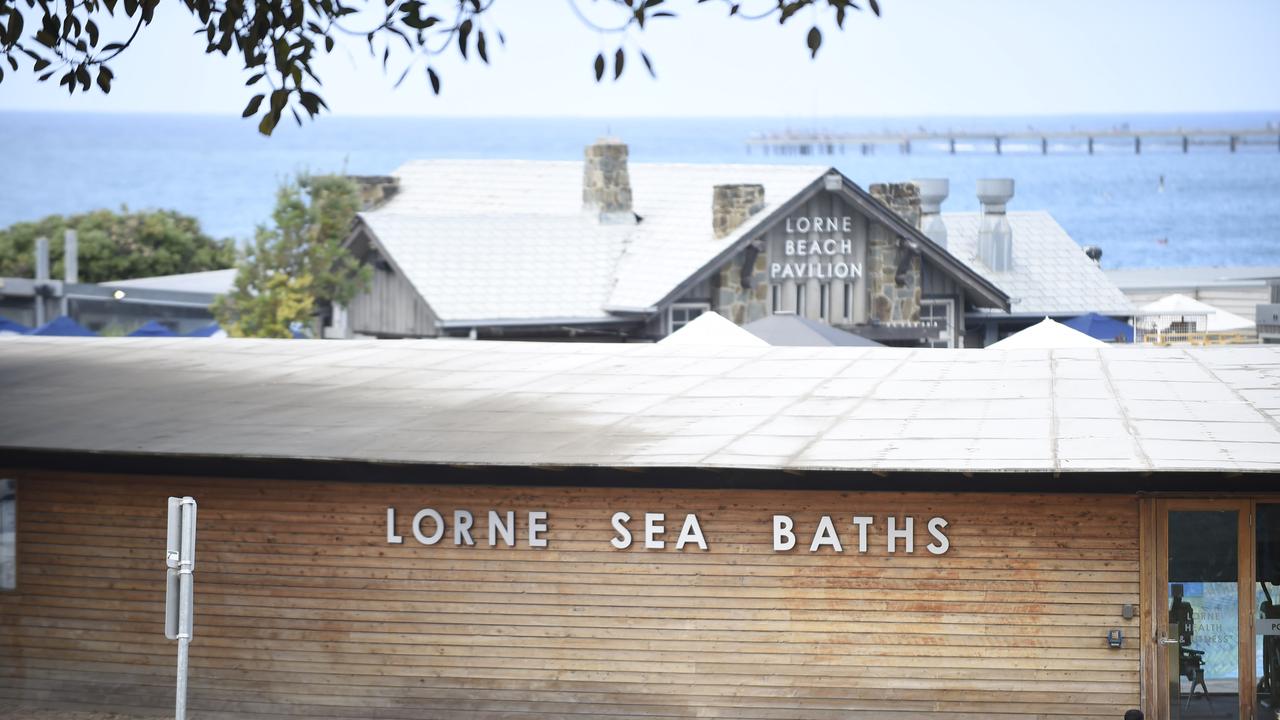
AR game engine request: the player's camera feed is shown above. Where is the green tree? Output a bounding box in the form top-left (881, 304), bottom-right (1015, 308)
top-left (213, 175), bottom-right (370, 338)
top-left (0, 0), bottom-right (880, 135)
top-left (0, 208), bottom-right (235, 282)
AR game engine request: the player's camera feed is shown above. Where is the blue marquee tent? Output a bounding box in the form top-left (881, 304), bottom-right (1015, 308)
top-left (29, 315), bottom-right (97, 337)
top-left (185, 323), bottom-right (224, 337)
top-left (1062, 313), bottom-right (1134, 343)
top-left (128, 320), bottom-right (179, 337)
top-left (0, 316), bottom-right (30, 335)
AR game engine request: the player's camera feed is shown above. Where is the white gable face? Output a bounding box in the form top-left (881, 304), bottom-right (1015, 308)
top-left (760, 192), bottom-right (871, 324)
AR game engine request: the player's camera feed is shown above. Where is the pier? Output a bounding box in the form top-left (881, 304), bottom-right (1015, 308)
top-left (747, 126), bottom-right (1280, 155)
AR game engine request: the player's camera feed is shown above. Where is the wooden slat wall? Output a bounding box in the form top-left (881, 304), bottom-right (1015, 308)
top-left (0, 473), bottom-right (1141, 720)
top-left (348, 264), bottom-right (438, 338)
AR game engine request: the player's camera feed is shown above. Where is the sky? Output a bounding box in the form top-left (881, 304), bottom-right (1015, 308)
top-left (1, 0), bottom-right (1278, 118)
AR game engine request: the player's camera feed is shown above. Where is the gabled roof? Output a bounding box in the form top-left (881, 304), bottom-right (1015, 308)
top-left (3, 337), bottom-right (1279, 473)
top-left (658, 173), bottom-right (1009, 314)
top-left (943, 211), bottom-right (1135, 317)
top-left (357, 160), bottom-right (828, 324)
top-left (356, 160), bottom-right (1011, 327)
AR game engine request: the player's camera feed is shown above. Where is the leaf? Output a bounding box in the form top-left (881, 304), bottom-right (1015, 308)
top-left (393, 63), bottom-right (410, 88)
top-left (5, 10), bottom-right (23, 46)
top-left (426, 66), bottom-right (440, 94)
top-left (476, 30), bottom-right (487, 63)
top-left (868, 0), bottom-right (880, 16)
top-left (593, 52), bottom-right (604, 82)
top-left (269, 88), bottom-right (288, 115)
top-left (299, 91), bottom-right (327, 114)
top-left (258, 110), bottom-right (278, 136)
top-left (457, 18), bottom-right (471, 59)
top-left (324, 35), bottom-right (334, 52)
top-left (613, 47), bottom-right (624, 79)
top-left (806, 26), bottom-right (821, 59)
top-left (34, 59), bottom-right (51, 73)
top-left (96, 66), bottom-right (112, 93)
top-left (242, 93), bottom-right (264, 117)
top-left (86, 19), bottom-right (98, 47)
top-left (76, 64), bottom-right (91, 91)
top-left (246, 72), bottom-right (264, 86)
top-left (640, 50), bottom-right (655, 78)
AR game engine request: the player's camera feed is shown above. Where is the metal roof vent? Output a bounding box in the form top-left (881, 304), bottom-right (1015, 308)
top-left (976, 178), bottom-right (1014, 271)
top-left (914, 178), bottom-right (949, 248)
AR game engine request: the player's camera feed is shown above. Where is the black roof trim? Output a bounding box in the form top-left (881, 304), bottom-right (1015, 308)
top-left (3, 448), bottom-right (1274, 494)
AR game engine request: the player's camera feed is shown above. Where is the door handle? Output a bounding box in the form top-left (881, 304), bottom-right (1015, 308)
top-left (1159, 637), bottom-right (1180, 645)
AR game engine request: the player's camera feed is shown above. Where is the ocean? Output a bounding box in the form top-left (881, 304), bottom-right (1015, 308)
top-left (2, 110), bottom-right (1278, 270)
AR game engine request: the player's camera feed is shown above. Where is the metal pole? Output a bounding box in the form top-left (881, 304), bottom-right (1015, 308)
top-left (175, 497), bottom-right (195, 720)
top-left (34, 237), bottom-right (49, 326)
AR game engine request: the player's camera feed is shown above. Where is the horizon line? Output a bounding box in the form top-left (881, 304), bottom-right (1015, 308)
top-left (3, 108), bottom-right (1279, 121)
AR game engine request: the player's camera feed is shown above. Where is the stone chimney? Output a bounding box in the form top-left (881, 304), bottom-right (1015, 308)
top-left (712, 184), bottom-right (765, 239)
top-left (976, 178), bottom-right (1014, 271)
top-left (867, 182), bottom-right (923, 324)
top-left (583, 138), bottom-right (633, 223)
top-left (869, 182), bottom-right (921, 228)
top-left (913, 178), bottom-right (948, 248)
top-left (347, 175), bottom-right (400, 210)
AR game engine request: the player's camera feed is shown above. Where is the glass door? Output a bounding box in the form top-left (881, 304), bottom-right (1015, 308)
top-left (1159, 501), bottom-right (1251, 720)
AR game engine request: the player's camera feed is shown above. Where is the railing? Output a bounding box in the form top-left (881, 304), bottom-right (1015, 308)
top-left (1137, 330), bottom-right (1255, 346)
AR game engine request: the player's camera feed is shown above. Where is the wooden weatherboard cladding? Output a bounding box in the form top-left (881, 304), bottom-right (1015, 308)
top-left (0, 473), bottom-right (1141, 720)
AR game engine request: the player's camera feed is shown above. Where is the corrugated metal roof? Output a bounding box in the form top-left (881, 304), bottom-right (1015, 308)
top-left (360, 160), bottom-right (827, 323)
top-left (1107, 265), bottom-right (1280, 291)
top-left (944, 211), bottom-right (1135, 316)
top-left (2, 337), bottom-right (1278, 473)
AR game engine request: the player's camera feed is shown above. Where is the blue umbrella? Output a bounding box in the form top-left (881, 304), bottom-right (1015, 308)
top-left (184, 323), bottom-right (224, 337)
top-left (29, 315), bottom-right (96, 336)
top-left (1062, 313), bottom-right (1134, 343)
top-left (128, 320), bottom-right (178, 337)
top-left (0, 316), bottom-right (30, 335)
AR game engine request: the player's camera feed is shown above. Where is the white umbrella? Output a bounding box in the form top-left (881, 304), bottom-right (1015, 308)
top-left (987, 317), bottom-right (1105, 349)
top-left (659, 310), bottom-right (770, 347)
top-left (1137, 293), bottom-right (1254, 332)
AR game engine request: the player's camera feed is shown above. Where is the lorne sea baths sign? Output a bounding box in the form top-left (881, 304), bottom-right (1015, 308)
top-left (386, 508), bottom-right (951, 554)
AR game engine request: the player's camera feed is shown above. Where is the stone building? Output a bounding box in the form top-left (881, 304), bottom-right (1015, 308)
top-left (342, 138), bottom-right (1130, 346)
